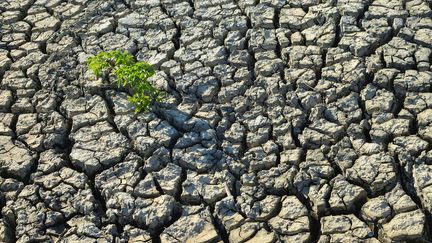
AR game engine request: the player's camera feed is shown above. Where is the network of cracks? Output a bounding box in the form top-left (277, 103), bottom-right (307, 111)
top-left (0, 0), bottom-right (432, 242)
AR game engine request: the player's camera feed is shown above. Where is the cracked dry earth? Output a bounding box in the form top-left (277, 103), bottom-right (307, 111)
top-left (1, 0), bottom-right (432, 242)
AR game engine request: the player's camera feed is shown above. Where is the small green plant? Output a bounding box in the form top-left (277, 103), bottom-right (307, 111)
top-left (88, 50), bottom-right (163, 113)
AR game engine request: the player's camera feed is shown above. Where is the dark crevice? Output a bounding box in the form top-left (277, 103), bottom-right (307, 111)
top-left (39, 41), bottom-right (47, 55)
top-left (159, 2), bottom-right (182, 51)
top-left (357, 98), bottom-right (372, 143)
top-left (9, 113), bottom-right (18, 140)
top-left (291, 122), bottom-right (302, 148)
top-left (149, 207), bottom-right (182, 243)
top-left (393, 154), bottom-right (432, 240)
top-left (294, 191), bottom-right (321, 242)
top-left (173, 27), bottom-right (181, 51)
top-left (211, 211), bottom-right (229, 243)
top-left (174, 168), bottom-right (187, 202)
top-left (201, 199), bottom-right (230, 243)
top-left (409, 117), bottom-right (419, 135)
top-left (24, 152), bottom-right (40, 185)
top-left (88, 179), bottom-right (107, 214)
top-left (187, 0), bottom-right (195, 12)
top-left (2, 213), bottom-right (16, 242)
top-left (333, 18), bottom-right (341, 47)
top-left (101, 91), bottom-right (121, 133)
top-left (119, 0), bottom-right (131, 9)
top-left (273, 7), bottom-right (280, 29)
top-left (152, 176), bottom-right (165, 196)
top-left (394, 154), bottom-right (423, 207)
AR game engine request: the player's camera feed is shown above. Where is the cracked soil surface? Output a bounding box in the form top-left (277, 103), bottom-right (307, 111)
top-left (1, 0), bottom-right (432, 242)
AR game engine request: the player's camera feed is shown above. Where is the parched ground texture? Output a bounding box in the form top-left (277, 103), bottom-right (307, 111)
top-left (0, 0), bottom-right (432, 242)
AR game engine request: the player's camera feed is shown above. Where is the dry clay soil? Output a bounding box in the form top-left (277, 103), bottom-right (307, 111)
top-left (1, 0), bottom-right (432, 242)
